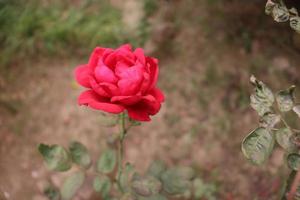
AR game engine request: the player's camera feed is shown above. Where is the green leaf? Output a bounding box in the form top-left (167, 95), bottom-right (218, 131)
top-left (242, 127), bottom-right (274, 165)
top-left (161, 167), bottom-right (193, 195)
top-left (275, 128), bottom-right (296, 152)
top-left (175, 166), bottom-right (195, 180)
top-left (61, 171), bottom-right (85, 200)
top-left (272, 4), bottom-right (290, 22)
top-left (289, 7), bottom-right (299, 16)
top-left (136, 194), bottom-right (167, 200)
top-left (276, 86), bottom-right (295, 112)
top-left (146, 160), bottom-right (167, 179)
top-left (250, 75), bottom-right (274, 116)
top-left (121, 193), bottom-right (137, 200)
top-left (131, 174), bottom-right (162, 196)
top-left (38, 144), bottom-right (72, 172)
top-left (193, 178), bottom-right (217, 200)
top-left (69, 141), bottom-right (91, 169)
top-left (287, 153), bottom-right (300, 170)
top-left (93, 175), bottom-right (111, 198)
top-left (130, 118), bottom-right (142, 126)
top-left (293, 105), bottom-right (300, 118)
top-left (120, 163), bottom-right (135, 192)
top-left (259, 112), bottom-right (280, 129)
top-left (97, 148), bottom-right (117, 174)
top-left (265, 0), bottom-right (275, 15)
top-left (44, 185), bottom-right (60, 200)
top-left (290, 16), bottom-right (300, 33)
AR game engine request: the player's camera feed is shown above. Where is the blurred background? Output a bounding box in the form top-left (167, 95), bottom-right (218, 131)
top-left (1, 0), bottom-right (300, 199)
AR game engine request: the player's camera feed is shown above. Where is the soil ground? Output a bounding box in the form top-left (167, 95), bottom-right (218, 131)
top-left (1, 0), bottom-right (300, 200)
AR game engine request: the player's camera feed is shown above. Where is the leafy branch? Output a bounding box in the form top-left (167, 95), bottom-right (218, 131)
top-left (38, 113), bottom-right (217, 200)
top-left (242, 75), bottom-right (300, 199)
top-left (265, 0), bottom-right (300, 33)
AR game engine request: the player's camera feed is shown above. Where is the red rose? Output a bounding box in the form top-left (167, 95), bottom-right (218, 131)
top-left (74, 44), bottom-right (164, 121)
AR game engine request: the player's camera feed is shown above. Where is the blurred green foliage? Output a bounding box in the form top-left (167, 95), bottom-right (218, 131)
top-left (0, 0), bottom-right (125, 68)
top-left (143, 0), bottom-right (158, 17)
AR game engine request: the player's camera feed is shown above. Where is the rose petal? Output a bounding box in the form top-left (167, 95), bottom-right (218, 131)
top-left (102, 48), bottom-right (114, 61)
top-left (118, 79), bottom-right (140, 96)
top-left (118, 44), bottom-right (132, 52)
top-left (100, 82), bottom-right (120, 96)
top-left (95, 64), bottom-right (118, 83)
top-left (88, 47), bottom-right (105, 69)
top-left (74, 65), bottom-right (92, 88)
top-left (134, 48), bottom-right (145, 65)
top-left (141, 95), bottom-right (161, 115)
top-left (111, 95), bottom-right (142, 106)
top-left (115, 61), bottom-right (130, 78)
top-left (127, 95), bottom-right (162, 121)
top-left (78, 90), bottom-right (124, 113)
top-left (118, 64), bottom-right (143, 80)
top-left (90, 78), bottom-right (110, 97)
top-left (127, 107), bottom-right (151, 121)
top-left (104, 52), bottom-right (117, 68)
top-left (149, 88), bottom-right (165, 102)
top-left (103, 44), bottom-right (133, 68)
top-left (117, 51), bottom-right (135, 66)
top-left (133, 48), bottom-right (146, 65)
top-left (146, 57), bottom-right (159, 90)
top-left (117, 64), bottom-right (144, 95)
top-left (140, 72), bottom-right (151, 93)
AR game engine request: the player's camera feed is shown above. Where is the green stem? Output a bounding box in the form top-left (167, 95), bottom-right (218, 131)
top-left (273, 105), bottom-right (299, 199)
top-left (274, 102), bottom-right (300, 133)
top-left (280, 114), bottom-right (291, 130)
top-left (281, 170), bottom-right (297, 200)
top-left (278, 112), bottom-right (300, 134)
top-left (117, 112), bottom-right (127, 193)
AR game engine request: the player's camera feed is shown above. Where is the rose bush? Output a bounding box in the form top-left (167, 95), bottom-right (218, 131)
top-left (74, 44), bottom-right (164, 121)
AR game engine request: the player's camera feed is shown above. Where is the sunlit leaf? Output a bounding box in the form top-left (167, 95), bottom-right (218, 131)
top-left (69, 141), bottom-right (91, 169)
top-left (289, 7), bottom-right (299, 16)
top-left (137, 194), bottom-right (167, 200)
top-left (290, 16), bottom-right (300, 33)
top-left (120, 163), bottom-right (135, 192)
top-left (146, 160), bottom-right (167, 179)
top-left (287, 153), bottom-right (300, 170)
top-left (161, 167), bottom-right (193, 195)
top-left (131, 174), bottom-right (162, 196)
top-left (175, 166), bottom-right (195, 180)
top-left (265, 0), bottom-right (275, 15)
top-left (250, 75), bottom-right (274, 116)
top-left (193, 178), bottom-right (217, 200)
top-left (38, 144), bottom-right (72, 172)
top-left (276, 85), bottom-right (295, 112)
top-left (121, 193), bottom-right (137, 200)
top-left (259, 112), bottom-right (280, 129)
top-left (93, 175), bottom-right (111, 198)
top-left (272, 4), bottom-right (290, 22)
top-left (61, 171), bottom-right (85, 200)
top-left (97, 148), bottom-right (117, 174)
top-left (242, 127), bottom-right (274, 165)
top-left (275, 128), bottom-right (297, 152)
top-left (293, 105), bottom-right (300, 118)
